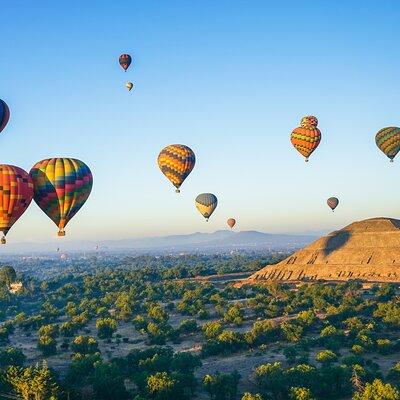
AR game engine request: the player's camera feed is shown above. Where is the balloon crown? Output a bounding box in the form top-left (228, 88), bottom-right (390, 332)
top-left (300, 115), bottom-right (318, 128)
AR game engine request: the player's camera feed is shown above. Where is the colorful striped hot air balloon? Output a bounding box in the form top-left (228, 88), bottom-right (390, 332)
top-left (0, 165), bottom-right (34, 244)
top-left (327, 197), bottom-right (339, 212)
top-left (227, 218), bottom-right (236, 229)
top-left (195, 193), bottom-right (218, 221)
top-left (158, 144), bottom-right (196, 193)
top-left (0, 100), bottom-right (10, 133)
top-left (119, 54), bottom-right (132, 71)
top-left (375, 127), bottom-right (400, 162)
top-left (290, 115), bottom-right (321, 162)
top-left (30, 158), bottom-right (93, 236)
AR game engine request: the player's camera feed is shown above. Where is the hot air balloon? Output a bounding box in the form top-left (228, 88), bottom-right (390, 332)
top-left (290, 115), bottom-right (321, 162)
top-left (158, 144), bottom-right (195, 193)
top-left (125, 82), bottom-right (134, 91)
top-left (227, 218), bottom-right (236, 229)
top-left (30, 158), bottom-right (93, 236)
top-left (375, 127), bottom-right (400, 162)
top-left (0, 165), bottom-right (34, 244)
top-left (0, 99), bottom-right (10, 133)
top-left (195, 193), bottom-right (218, 221)
top-left (119, 54), bottom-right (132, 71)
top-left (327, 197), bottom-right (339, 212)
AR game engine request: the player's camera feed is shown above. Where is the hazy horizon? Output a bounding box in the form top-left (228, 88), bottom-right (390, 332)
top-left (2, 1), bottom-right (400, 245)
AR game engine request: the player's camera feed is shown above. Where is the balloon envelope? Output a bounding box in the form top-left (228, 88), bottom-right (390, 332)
top-left (375, 127), bottom-right (400, 161)
top-left (195, 193), bottom-right (218, 221)
top-left (227, 218), bottom-right (236, 229)
top-left (0, 165), bottom-right (33, 243)
top-left (0, 100), bottom-right (10, 133)
top-left (158, 144), bottom-right (195, 192)
top-left (119, 54), bottom-right (132, 71)
top-left (30, 158), bottom-right (93, 236)
top-left (327, 197), bottom-right (339, 211)
top-left (125, 82), bottom-right (134, 91)
top-left (290, 115), bottom-right (321, 161)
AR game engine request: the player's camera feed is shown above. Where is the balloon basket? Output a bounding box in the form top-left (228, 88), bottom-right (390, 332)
top-left (175, 189), bottom-right (180, 193)
top-left (1, 237), bottom-right (6, 244)
top-left (58, 230), bottom-right (66, 237)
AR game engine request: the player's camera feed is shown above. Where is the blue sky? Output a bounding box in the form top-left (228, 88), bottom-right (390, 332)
top-left (1, 1), bottom-right (400, 243)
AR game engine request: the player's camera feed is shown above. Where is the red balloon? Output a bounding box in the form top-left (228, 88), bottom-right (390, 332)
top-left (227, 218), bottom-right (236, 229)
top-left (119, 54), bottom-right (132, 71)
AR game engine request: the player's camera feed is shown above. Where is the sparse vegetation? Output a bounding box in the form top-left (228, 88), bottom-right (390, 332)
top-left (0, 258), bottom-right (399, 399)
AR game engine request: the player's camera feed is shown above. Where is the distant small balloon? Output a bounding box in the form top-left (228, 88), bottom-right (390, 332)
top-left (119, 54), bottom-right (132, 71)
top-left (125, 82), bottom-right (134, 91)
top-left (327, 197), bottom-right (339, 211)
top-left (195, 193), bottom-right (218, 221)
top-left (291, 115), bottom-right (321, 162)
top-left (227, 218), bottom-right (236, 229)
top-left (375, 127), bottom-right (400, 162)
top-left (0, 99), bottom-right (10, 133)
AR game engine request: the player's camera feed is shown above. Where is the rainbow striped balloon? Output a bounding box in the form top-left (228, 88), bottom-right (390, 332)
top-left (375, 127), bottom-right (400, 162)
top-left (30, 158), bottom-right (93, 236)
top-left (0, 165), bottom-right (33, 244)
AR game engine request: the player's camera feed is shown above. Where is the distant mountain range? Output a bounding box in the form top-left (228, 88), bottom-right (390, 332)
top-left (0, 230), bottom-right (317, 254)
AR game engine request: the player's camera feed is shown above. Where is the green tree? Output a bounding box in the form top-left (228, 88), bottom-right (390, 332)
top-left (96, 318), bottom-right (117, 339)
top-left (147, 371), bottom-right (176, 400)
top-left (6, 361), bottom-right (60, 400)
top-left (290, 387), bottom-right (315, 400)
top-left (89, 361), bottom-right (128, 400)
top-left (353, 379), bottom-right (399, 400)
top-left (0, 266), bottom-right (16, 287)
top-left (203, 371), bottom-right (240, 400)
top-left (242, 394), bottom-right (263, 400)
top-left (316, 350), bottom-right (338, 365)
top-left (71, 335), bottom-right (99, 354)
top-left (0, 347), bottom-right (26, 367)
top-left (202, 321), bottom-right (223, 339)
top-left (37, 335), bottom-right (57, 356)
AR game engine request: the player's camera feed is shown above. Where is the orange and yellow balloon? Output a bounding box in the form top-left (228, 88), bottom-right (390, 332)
top-left (290, 115), bottom-right (321, 162)
top-left (30, 158), bottom-right (93, 236)
top-left (158, 144), bottom-right (195, 193)
top-left (0, 165), bottom-right (34, 244)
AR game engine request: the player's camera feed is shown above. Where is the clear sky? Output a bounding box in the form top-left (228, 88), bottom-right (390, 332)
top-left (1, 0), bottom-right (400, 243)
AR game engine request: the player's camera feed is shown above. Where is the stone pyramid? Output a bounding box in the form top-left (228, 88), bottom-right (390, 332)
top-left (245, 218), bottom-right (400, 283)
